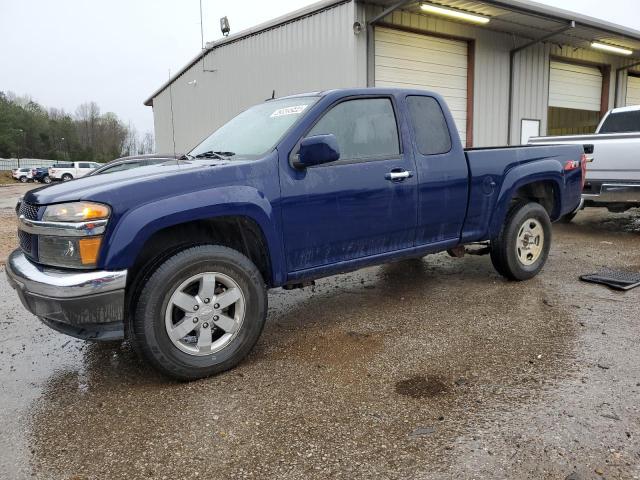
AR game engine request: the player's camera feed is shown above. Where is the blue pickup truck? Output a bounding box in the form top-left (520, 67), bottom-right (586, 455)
top-left (7, 88), bottom-right (585, 380)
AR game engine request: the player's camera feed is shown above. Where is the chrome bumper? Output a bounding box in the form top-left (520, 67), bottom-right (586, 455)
top-left (5, 249), bottom-right (128, 341)
top-left (583, 184), bottom-right (640, 204)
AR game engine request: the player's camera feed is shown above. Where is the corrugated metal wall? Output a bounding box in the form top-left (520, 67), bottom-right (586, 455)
top-left (361, 5), bottom-right (512, 147)
top-left (361, 5), bottom-right (635, 146)
top-left (512, 44), bottom-right (635, 144)
top-left (150, 1), bottom-right (640, 152)
top-left (152, 1), bottom-right (359, 153)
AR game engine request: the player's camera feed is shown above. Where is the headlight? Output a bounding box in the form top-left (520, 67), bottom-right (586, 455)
top-left (35, 202), bottom-right (110, 269)
top-left (42, 202), bottom-right (110, 222)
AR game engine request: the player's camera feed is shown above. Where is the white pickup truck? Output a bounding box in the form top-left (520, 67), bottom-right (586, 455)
top-left (530, 105), bottom-right (640, 219)
top-left (48, 161), bottom-right (101, 181)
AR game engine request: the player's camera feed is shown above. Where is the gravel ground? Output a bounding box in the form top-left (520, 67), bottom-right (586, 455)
top-left (0, 205), bottom-right (639, 480)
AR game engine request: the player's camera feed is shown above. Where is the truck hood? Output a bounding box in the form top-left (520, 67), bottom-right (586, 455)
top-left (24, 158), bottom-right (256, 208)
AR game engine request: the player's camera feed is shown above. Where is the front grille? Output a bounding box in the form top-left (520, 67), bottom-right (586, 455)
top-left (18, 230), bottom-right (33, 253)
top-left (17, 201), bottom-right (40, 259)
top-left (18, 201), bottom-right (39, 220)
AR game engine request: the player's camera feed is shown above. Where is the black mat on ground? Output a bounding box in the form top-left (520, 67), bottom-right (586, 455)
top-left (580, 269), bottom-right (640, 291)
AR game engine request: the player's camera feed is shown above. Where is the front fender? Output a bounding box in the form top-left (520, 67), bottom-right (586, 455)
top-left (488, 160), bottom-right (564, 238)
top-left (99, 186), bottom-right (284, 285)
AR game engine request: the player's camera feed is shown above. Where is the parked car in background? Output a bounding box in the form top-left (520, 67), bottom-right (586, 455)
top-left (530, 105), bottom-right (640, 220)
top-left (6, 88), bottom-right (586, 380)
top-left (30, 167), bottom-right (52, 184)
top-left (11, 167), bottom-right (32, 183)
top-left (89, 154), bottom-right (179, 176)
top-left (49, 161), bottom-right (101, 181)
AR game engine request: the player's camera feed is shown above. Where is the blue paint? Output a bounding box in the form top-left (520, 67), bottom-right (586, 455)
top-left (24, 88), bottom-right (584, 287)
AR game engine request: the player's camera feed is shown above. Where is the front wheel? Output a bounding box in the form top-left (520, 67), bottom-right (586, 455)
top-left (43, 176), bottom-right (52, 184)
top-left (19, 176), bottom-right (27, 183)
top-left (490, 201), bottom-right (551, 281)
top-left (61, 174), bottom-right (72, 181)
top-left (132, 245), bottom-right (267, 380)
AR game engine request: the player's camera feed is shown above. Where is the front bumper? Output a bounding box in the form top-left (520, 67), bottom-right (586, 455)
top-left (5, 249), bottom-right (128, 341)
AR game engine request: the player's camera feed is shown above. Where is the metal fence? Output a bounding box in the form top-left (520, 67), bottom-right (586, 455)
top-left (0, 158), bottom-right (58, 171)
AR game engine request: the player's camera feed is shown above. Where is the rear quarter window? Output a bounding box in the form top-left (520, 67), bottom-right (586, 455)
top-left (406, 96), bottom-right (452, 155)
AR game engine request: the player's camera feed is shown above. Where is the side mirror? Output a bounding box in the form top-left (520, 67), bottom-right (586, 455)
top-left (294, 134), bottom-right (340, 169)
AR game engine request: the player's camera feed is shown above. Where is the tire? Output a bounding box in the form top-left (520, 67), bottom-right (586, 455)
top-left (62, 174), bottom-right (73, 181)
top-left (132, 245), bottom-right (267, 380)
top-left (19, 176), bottom-right (27, 183)
top-left (490, 201), bottom-right (552, 281)
top-left (43, 176), bottom-right (52, 184)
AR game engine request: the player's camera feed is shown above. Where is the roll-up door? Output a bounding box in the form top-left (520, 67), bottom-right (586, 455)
top-left (626, 74), bottom-right (640, 106)
top-left (547, 61), bottom-right (603, 136)
top-left (549, 61), bottom-right (602, 111)
top-left (374, 27), bottom-right (468, 145)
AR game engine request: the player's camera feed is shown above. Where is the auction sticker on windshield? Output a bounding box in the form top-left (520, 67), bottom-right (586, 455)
top-left (270, 105), bottom-right (309, 118)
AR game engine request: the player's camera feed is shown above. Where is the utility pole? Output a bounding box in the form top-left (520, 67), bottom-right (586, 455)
top-left (17, 128), bottom-right (25, 168)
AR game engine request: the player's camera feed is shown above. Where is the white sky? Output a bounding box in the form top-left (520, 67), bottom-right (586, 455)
top-left (1, 0), bottom-right (639, 135)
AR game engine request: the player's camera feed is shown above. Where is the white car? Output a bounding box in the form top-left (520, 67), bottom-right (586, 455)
top-left (48, 161), bottom-right (101, 181)
top-left (11, 167), bottom-right (32, 183)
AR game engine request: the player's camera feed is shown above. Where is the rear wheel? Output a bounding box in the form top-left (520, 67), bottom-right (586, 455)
top-left (490, 201), bottom-right (551, 281)
top-left (19, 176), bottom-right (27, 183)
top-left (43, 175), bottom-right (52, 184)
top-left (132, 245), bottom-right (267, 380)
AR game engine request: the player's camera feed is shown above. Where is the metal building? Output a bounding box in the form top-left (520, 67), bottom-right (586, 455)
top-left (144, 0), bottom-right (640, 153)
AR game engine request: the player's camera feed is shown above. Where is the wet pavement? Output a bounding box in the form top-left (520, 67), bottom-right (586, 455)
top-left (1, 208), bottom-right (640, 479)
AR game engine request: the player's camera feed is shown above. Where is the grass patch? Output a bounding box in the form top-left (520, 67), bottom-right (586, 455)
top-left (0, 171), bottom-right (16, 185)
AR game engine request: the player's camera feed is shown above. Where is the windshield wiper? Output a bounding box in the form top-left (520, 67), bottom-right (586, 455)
top-left (194, 151), bottom-right (236, 160)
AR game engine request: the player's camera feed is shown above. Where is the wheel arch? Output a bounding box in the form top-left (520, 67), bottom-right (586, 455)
top-left (100, 187), bottom-right (285, 287)
top-left (488, 161), bottom-right (564, 238)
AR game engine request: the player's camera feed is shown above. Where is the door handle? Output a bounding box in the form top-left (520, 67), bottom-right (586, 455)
top-left (385, 170), bottom-right (414, 181)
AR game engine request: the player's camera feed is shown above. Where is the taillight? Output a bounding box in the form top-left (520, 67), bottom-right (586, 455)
top-left (564, 155), bottom-right (587, 190)
top-left (563, 160), bottom-right (580, 171)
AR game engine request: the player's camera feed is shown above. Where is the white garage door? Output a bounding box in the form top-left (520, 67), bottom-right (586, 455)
top-left (626, 74), bottom-right (640, 106)
top-left (549, 61), bottom-right (603, 111)
top-left (374, 27), bottom-right (468, 145)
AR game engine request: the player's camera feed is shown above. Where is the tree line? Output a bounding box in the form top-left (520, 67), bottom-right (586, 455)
top-left (0, 91), bottom-right (154, 163)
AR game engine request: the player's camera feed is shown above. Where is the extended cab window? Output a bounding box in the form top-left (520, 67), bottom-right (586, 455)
top-left (308, 98), bottom-right (400, 160)
top-left (79, 162), bottom-right (91, 168)
top-left (407, 96), bottom-right (451, 155)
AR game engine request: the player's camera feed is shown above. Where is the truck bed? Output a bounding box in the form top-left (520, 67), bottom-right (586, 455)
top-left (461, 144), bottom-right (585, 243)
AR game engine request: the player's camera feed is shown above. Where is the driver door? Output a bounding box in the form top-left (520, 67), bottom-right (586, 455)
top-left (279, 96), bottom-right (418, 273)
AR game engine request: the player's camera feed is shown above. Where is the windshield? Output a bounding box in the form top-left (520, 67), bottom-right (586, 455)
top-left (188, 96), bottom-right (319, 159)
